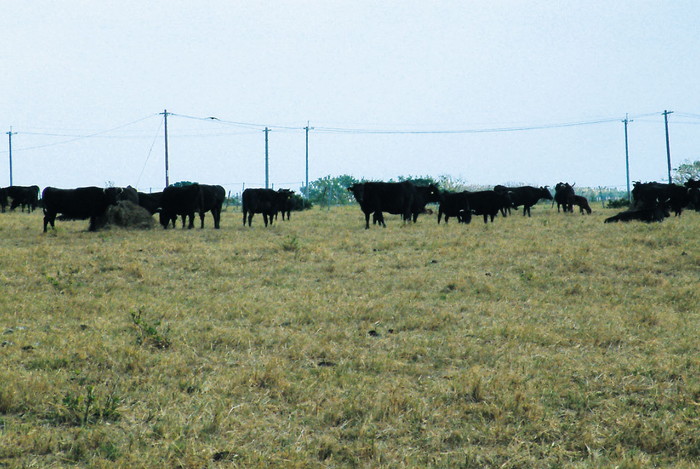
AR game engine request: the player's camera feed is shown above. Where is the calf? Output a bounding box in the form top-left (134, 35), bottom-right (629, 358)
top-left (573, 195), bottom-right (592, 214)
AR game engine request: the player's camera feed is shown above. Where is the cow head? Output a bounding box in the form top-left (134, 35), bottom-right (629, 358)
top-left (425, 184), bottom-right (442, 203)
top-left (104, 187), bottom-right (123, 205)
top-left (347, 183), bottom-right (364, 203)
top-left (539, 187), bottom-right (553, 200)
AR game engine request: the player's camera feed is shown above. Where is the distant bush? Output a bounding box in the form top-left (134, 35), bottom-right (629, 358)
top-left (606, 198), bottom-right (630, 209)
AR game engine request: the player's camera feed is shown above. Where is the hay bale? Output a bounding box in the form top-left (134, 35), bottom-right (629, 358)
top-left (96, 201), bottom-right (155, 230)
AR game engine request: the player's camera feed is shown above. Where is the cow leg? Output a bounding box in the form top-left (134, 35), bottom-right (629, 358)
top-left (187, 213), bottom-right (195, 229)
top-left (200, 212), bottom-right (205, 229)
top-left (213, 209), bottom-right (221, 229)
top-left (263, 213), bottom-right (268, 227)
top-left (43, 214), bottom-right (54, 232)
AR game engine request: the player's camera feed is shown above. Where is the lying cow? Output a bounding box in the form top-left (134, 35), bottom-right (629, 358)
top-left (604, 204), bottom-right (668, 223)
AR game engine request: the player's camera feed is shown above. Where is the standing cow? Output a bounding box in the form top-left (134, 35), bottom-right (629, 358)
top-left (242, 188), bottom-right (294, 227)
top-left (438, 191), bottom-right (472, 224)
top-left (7, 185), bottom-right (40, 213)
top-left (159, 184), bottom-right (202, 229)
top-left (137, 191), bottom-right (163, 215)
top-left (466, 190), bottom-right (511, 223)
top-left (275, 189), bottom-right (296, 221)
top-left (348, 181), bottom-right (429, 229)
top-left (553, 182), bottom-right (576, 213)
top-left (0, 187), bottom-right (8, 213)
top-left (496, 185), bottom-right (552, 217)
top-left (42, 186), bottom-right (122, 232)
top-left (198, 184), bottom-right (226, 229)
top-left (632, 181), bottom-right (689, 216)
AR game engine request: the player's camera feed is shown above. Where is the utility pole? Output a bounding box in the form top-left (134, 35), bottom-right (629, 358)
top-left (264, 127), bottom-right (269, 189)
top-left (663, 110), bottom-right (673, 184)
top-left (304, 122), bottom-right (313, 198)
top-left (622, 114), bottom-right (632, 201)
top-left (161, 109), bottom-right (170, 187)
top-left (6, 127), bottom-right (16, 186)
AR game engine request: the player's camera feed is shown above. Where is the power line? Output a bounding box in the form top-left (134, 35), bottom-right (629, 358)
top-left (0, 114), bottom-right (159, 153)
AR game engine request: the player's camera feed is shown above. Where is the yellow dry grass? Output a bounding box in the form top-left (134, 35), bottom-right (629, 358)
top-left (0, 205), bottom-right (698, 468)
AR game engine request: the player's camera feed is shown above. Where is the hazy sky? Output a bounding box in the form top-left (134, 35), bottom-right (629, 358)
top-left (3, 1), bottom-right (700, 194)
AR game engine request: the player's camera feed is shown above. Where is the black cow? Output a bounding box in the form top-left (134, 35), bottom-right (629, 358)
top-left (137, 191), bottom-right (163, 215)
top-left (553, 182), bottom-right (575, 213)
top-left (0, 187), bottom-right (8, 213)
top-left (409, 184), bottom-right (442, 222)
top-left (347, 181), bottom-right (429, 229)
top-left (198, 184), bottom-right (226, 229)
top-left (632, 181), bottom-right (689, 216)
top-left (159, 184), bottom-right (202, 229)
top-left (604, 205), bottom-right (669, 223)
top-left (242, 188), bottom-right (293, 227)
top-left (438, 191), bottom-right (471, 224)
top-left (496, 185), bottom-right (552, 217)
top-left (117, 186), bottom-right (139, 205)
top-left (466, 190), bottom-right (511, 223)
top-left (573, 195), bottom-right (592, 214)
top-left (686, 179), bottom-right (700, 211)
top-left (42, 186), bottom-right (122, 232)
top-left (275, 189), bottom-right (296, 221)
top-left (8, 185), bottom-right (40, 212)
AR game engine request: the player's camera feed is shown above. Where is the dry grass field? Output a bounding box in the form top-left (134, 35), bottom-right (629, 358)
top-left (0, 204), bottom-right (698, 468)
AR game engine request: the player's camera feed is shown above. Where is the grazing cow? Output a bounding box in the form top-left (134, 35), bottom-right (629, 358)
top-left (198, 184), bottom-right (226, 228)
top-left (42, 186), bottom-right (122, 232)
top-left (573, 195), bottom-right (592, 214)
top-left (438, 191), bottom-right (472, 224)
top-left (242, 188), bottom-right (294, 227)
top-left (553, 182), bottom-right (576, 213)
top-left (0, 187), bottom-right (8, 213)
top-left (632, 181), bottom-right (689, 216)
top-left (495, 185), bottom-right (552, 216)
top-left (159, 184), bottom-right (202, 229)
top-left (604, 205), bottom-right (669, 223)
top-left (137, 191), bottom-right (163, 215)
top-left (467, 190), bottom-right (511, 223)
top-left (117, 185), bottom-right (139, 205)
top-left (8, 185), bottom-right (40, 212)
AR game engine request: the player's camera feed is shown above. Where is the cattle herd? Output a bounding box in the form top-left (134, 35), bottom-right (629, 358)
top-left (0, 179), bottom-right (698, 232)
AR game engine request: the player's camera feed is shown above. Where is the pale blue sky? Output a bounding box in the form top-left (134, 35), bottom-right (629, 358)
top-left (2, 1), bottom-right (700, 193)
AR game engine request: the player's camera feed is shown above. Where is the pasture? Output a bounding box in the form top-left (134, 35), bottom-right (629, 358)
top-left (0, 205), bottom-right (698, 468)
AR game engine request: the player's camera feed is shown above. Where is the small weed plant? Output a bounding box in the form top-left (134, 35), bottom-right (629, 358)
top-left (130, 309), bottom-right (171, 349)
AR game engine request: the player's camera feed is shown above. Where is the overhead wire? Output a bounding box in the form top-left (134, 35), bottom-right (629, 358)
top-left (2, 114), bottom-right (159, 153)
